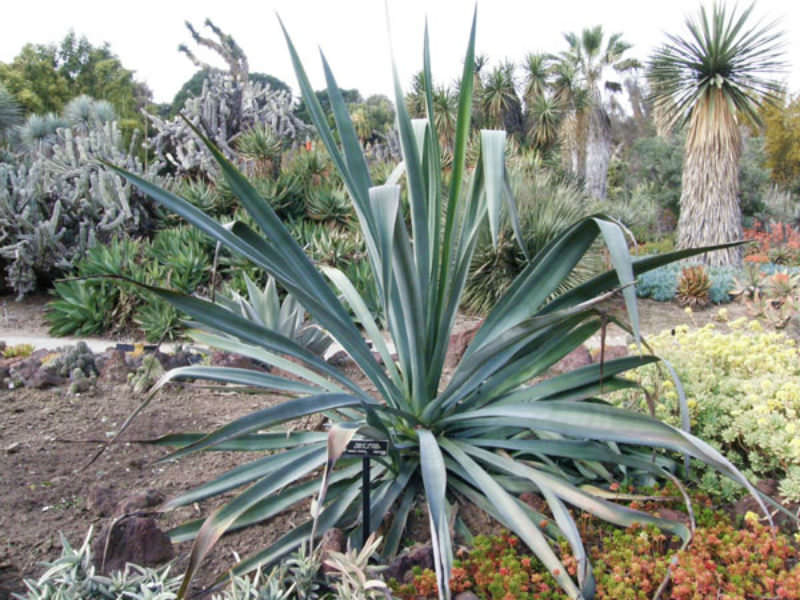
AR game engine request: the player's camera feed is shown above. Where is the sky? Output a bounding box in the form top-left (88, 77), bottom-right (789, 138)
top-left (1, 0), bottom-right (798, 105)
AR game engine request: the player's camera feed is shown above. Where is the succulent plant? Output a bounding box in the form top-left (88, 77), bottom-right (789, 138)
top-left (14, 527), bottom-right (180, 600)
top-left (145, 71), bottom-right (307, 179)
top-left (676, 265), bottom-right (711, 308)
top-left (217, 273), bottom-right (332, 357)
top-left (128, 354), bottom-right (166, 394)
top-left (0, 116), bottom-right (166, 297)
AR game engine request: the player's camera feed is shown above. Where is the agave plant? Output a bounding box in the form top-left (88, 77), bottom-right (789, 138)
top-left (105, 13), bottom-right (768, 600)
top-left (217, 272), bottom-right (332, 357)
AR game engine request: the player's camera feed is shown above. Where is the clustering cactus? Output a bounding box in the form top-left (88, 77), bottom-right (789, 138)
top-left (145, 19), bottom-right (307, 179)
top-left (145, 71), bottom-right (307, 178)
top-left (45, 341), bottom-right (98, 379)
top-left (0, 104), bottom-right (166, 297)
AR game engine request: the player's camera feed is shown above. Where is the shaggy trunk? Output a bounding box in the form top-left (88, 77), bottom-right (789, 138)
top-left (585, 105), bottom-right (611, 199)
top-left (677, 91), bottom-right (743, 267)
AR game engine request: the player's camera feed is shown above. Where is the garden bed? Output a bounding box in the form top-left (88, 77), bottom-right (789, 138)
top-left (0, 294), bottom-right (793, 599)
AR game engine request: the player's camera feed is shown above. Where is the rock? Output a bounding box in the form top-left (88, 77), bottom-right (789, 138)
top-left (91, 517), bottom-right (174, 574)
top-left (97, 350), bottom-right (133, 385)
top-left (455, 593), bottom-right (480, 600)
top-left (384, 543), bottom-right (433, 582)
top-left (27, 368), bottom-right (65, 389)
top-left (591, 344), bottom-right (629, 362)
top-left (0, 561), bottom-right (24, 600)
top-left (8, 354), bottom-right (44, 385)
top-left (654, 508), bottom-right (691, 525)
top-left (547, 345), bottom-right (592, 376)
top-left (210, 351), bottom-right (257, 370)
top-left (732, 479), bottom-right (798, 531)
top-left (114, 489), bottom-right (166, 516)
top-left (87, 486), bottom-right (117, 518)
top-left (445, 321), bottom-right (483, 369)
top-left (319, 528), bottom-right (346, 573)
top-left (327, 350), bottom-right (353, 367)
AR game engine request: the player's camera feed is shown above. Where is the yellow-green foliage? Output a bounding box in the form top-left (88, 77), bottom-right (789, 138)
top-left (615, 316), bottom-right (800, 500)
top-left (2, 343), bottom-right (34, 358)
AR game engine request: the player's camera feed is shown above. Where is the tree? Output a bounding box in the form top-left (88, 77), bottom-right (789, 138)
top-left (556, 26), bottom-right (639, 199)
top-left (479, 61), bottom-right (523, 135)
top-left (0, 44), bottom-right (71, 115)
top-left (0, 32), bottom-right (150, 121)
top-left (0, 83), bottom-right (22, 141)
top-left (649, 3), bottom-right (785, 266)
top-left (521, 52), bottom-right (562, 151)
top-left (763, 92), bottom-right (800, 193)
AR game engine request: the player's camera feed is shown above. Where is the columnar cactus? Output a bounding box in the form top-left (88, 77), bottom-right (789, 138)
top-left (0, 103), bottom-right (167, 297)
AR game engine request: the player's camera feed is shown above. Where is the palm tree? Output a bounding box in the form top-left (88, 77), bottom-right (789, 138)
top-left (649, 3), bottom-right (784, 266)
top-left (556, 26), bottom-right (638, 199)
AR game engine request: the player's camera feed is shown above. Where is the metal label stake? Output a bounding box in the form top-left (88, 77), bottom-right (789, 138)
top-left (345, 439), bottom-right (388, 547)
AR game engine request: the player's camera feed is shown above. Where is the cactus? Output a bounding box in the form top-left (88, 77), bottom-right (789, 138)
top-left (0, 108), bottom-right (167, 297)
top-left (145, 71), bottom-right (306, 178)
top-left (46, 342), bottom-right (98, 379)
top-left (144, 20), bottom-right (307, 179)
top-left (676, 264), bottom-right (712, 308)
top-left (128, 354), bottom-right (165, 394)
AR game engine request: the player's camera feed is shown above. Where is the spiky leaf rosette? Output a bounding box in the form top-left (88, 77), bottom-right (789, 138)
top-left (104, 12), bottom-right (770, 600)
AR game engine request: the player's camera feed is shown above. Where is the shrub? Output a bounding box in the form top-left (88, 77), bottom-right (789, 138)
top-left (615, 319), bottom-right (800, 500)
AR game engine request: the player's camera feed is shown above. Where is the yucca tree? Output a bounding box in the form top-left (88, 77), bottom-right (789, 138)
top-left (522, 52), bottom-right (562, 150)
top-left (480, 61), bottom-right (523, 135)
top-left (106, 13), bottom-right (768, 600)
top-left (648, 2), bottom-right (785, 267)
top-left (556, 26), bottom-right (638, 199)
top-left (431, 85), bottom-right (458, 151)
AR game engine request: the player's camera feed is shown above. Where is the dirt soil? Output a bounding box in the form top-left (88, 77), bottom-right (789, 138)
top-left (0, 294), bottom-right (757, 596)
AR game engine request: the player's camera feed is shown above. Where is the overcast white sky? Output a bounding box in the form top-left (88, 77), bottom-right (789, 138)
top-left (2, 0), bottom-right (798, 104)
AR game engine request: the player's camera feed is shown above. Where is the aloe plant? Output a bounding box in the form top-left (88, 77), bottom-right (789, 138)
top-left (106, 13), bottom-right (768, 600)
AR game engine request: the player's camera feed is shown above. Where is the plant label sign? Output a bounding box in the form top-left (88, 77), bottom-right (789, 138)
top-left (345, 440), bottom-right (388, 457)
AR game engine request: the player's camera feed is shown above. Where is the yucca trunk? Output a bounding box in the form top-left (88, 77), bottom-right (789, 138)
top-left (585, 105), bottom-right (611, 200)
top-left (677, 90), bottom-right (743, 267)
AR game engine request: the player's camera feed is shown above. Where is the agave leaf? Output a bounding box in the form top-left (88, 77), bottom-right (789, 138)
top-left (169, 462), bottom-right (366, 543)
top-left (163, 393), bottom-right (363, 462)
top-left (419, 430), bottom-right (453, 600)
top-left (164, 444), bottom-right (327, 509)
top-left (223, 479), bottom-right (363, 580)
top-left (445, 401), bottom-right (771, 524)
top-left (152, 365), bottom-right (322, 396)
top-left (188, 329), bottom-right (344, 393)
top-left (144, 431), bottom-right (328, 452)
top-left (177, 445), bottom-right (330, 597)
top-left (440, 438), bottom-right (581, 598)
top-left (321, 264), bottom-right (400, 385)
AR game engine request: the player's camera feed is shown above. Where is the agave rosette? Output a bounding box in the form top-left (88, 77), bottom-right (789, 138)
top-left (106, 12), bottom-right (766, 600)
